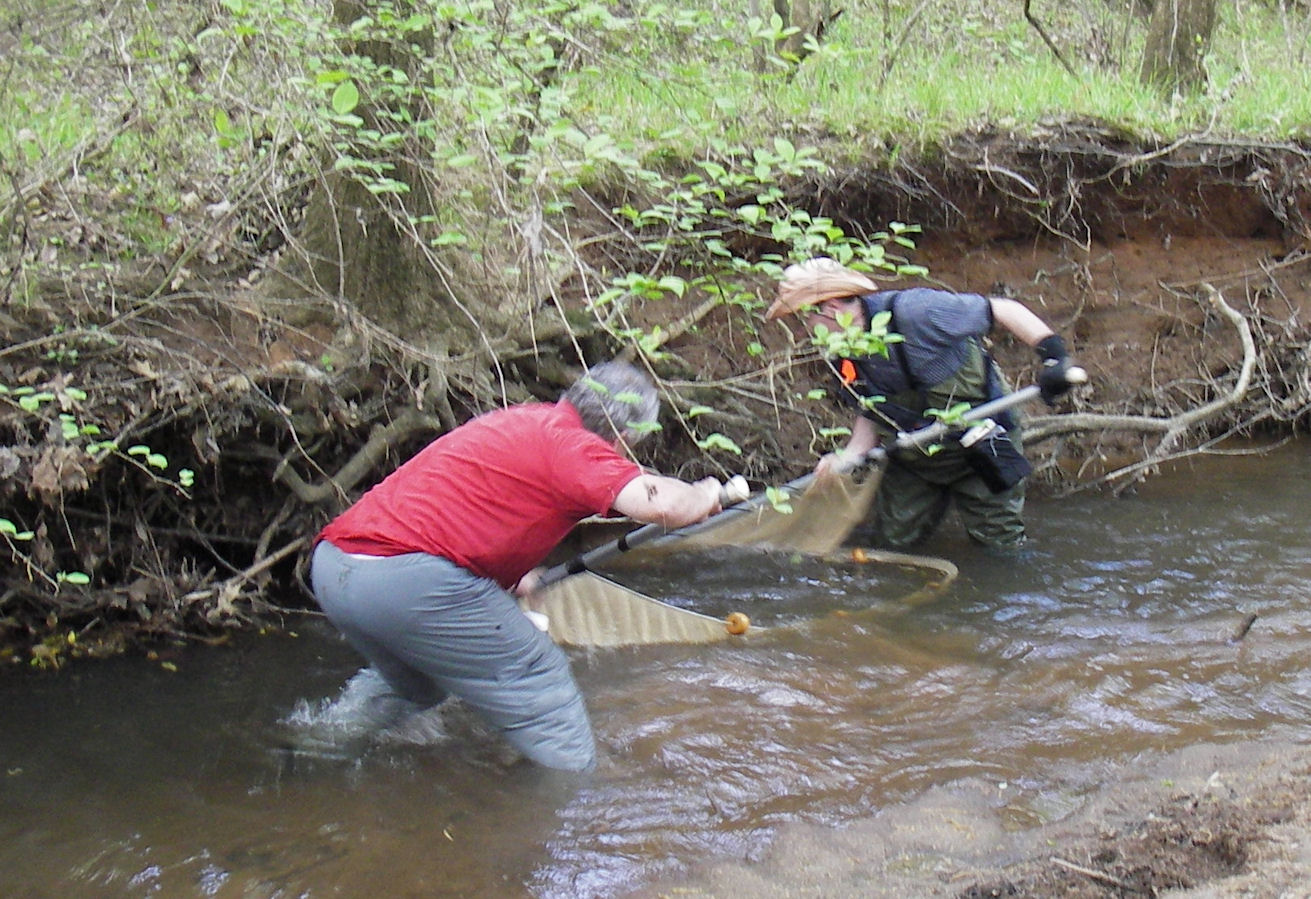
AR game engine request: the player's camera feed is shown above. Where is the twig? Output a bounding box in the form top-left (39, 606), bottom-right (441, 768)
top-left (1024, 0), bottom-right (1077, 78)
top-left (1051, 856), bottom-right (1139, 891)
top-left (179, 536), bottom-right (308, 603)
top-left (875, 0), bottom-right (933, 92)
top-left (1229, 613), bottom-right (1258, 644)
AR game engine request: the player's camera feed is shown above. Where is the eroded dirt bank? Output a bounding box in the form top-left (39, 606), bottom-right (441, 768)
top-left (824, 128), bottom-right (1311, 449)
top-left (3, 129), bottom-right (1311, 657)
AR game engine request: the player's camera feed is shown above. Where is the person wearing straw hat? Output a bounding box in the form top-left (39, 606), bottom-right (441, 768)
top-left (309, 360), bottom-right (724, 771)
top-left (766, 257), bottom-right (1078, 551)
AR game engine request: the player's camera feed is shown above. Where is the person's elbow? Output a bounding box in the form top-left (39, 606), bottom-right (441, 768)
top-left (614, 475), bottom-right (718, 529)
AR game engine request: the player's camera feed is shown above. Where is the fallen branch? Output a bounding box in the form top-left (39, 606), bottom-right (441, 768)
top-left (1023, 0), bottom-right (1077, 78)
top-left (1025, 284), bottom-right (1255, 492)
top-left (178, 536), bottom-right (309, 609)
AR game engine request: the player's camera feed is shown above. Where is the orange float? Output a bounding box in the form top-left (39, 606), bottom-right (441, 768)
top-left (724, 612), bottom-right (750, 635)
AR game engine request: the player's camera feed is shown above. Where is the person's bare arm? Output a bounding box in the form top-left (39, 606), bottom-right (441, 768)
top-left (990, 296), bottom-right (1079, 404)
top-left (612, 474), bottom-right (722, 529)
top-left (816, 414), bottom-right (880, 478)
top-left (989, 297), bottom-right (1056, 347)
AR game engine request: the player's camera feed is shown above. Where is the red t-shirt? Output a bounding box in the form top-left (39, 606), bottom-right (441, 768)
top-left (318, 401), bottom-right (642, 588)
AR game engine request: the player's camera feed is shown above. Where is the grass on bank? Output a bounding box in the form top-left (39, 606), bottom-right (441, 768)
top-left (1, 0), bottom-right (1308, 259)
top-left (571, 0), bottom-right (1311, 153)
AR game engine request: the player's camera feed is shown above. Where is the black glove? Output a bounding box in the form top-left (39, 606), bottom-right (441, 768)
top-left (1035, 335), bottom-right (1075, 406)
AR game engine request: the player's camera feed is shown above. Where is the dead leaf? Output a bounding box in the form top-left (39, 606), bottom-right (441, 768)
top-left (129, 358), bottom-right (160, 379)
top-left (30, 445), bottom-right (89, 501)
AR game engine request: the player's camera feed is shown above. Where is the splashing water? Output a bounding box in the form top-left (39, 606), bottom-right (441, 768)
top-left (280, 666), bottom-right (452, 757)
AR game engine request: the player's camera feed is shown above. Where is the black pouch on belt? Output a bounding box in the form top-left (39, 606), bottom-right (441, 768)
top-left (960, 420), bottom-right (1032, 493)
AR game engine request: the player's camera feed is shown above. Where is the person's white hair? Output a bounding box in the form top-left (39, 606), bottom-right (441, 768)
top-left (563, 361), bottom-right (660, 443)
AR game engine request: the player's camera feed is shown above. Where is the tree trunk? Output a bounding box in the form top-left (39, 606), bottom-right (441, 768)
top-left (288, 0), bottom-right (445, 338)
top-left (1139, 0), bottom-right (1217, 94)
top-left (760, 0), bottom-right (837, 70)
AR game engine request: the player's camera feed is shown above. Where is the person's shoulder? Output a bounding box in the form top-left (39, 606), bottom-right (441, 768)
top-left (469, 401), bottom-right (564, 441)
top-left (494, 400), bottom-right (558, 423)
top-left (900, 287), bottom-right (989, 314)
top-left (539, 401), bottom-right (616, 452)
top-left (896, 286), bottom-right (972, 303)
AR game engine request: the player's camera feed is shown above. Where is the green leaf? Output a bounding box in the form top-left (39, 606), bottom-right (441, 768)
top-left (926, 401), bottom-right (972, 423)
top-left (765, 486), bottom-right (794, 515)
top-left (314, 69), bottom-right (352, 86)
top-left (18, 392), bottom-right (54, 412)
top-left (331, 80), bottom-right (360, 115)
top-left (626, 420), bottom-right (662, 434)
top-left (696, 433), bottom-right (742, 455)
top-left (657, 276), bottom-right (687, 298)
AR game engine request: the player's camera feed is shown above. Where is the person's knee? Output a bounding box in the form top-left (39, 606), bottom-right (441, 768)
top-left (480, 640), bottom-right (597, 770)
top-left (517, 708), bottom-right (597, 771)
top-left (503, 686), bottom-right (596, 770)
top-left (873, 501), bottom-right (947, 548)
top-left (962, 512), bottom-right (1026, 550)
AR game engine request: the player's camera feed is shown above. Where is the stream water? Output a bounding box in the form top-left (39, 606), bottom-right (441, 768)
top-left (4, 444), bottom-right (1311, 898)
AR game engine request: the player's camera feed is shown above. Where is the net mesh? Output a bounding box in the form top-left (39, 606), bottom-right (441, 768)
top-left (533, 470), bottom-right (891, 647)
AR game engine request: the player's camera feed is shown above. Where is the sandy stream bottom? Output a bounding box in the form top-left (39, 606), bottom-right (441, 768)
top-left (627, 740), bottom-right (1311, 899)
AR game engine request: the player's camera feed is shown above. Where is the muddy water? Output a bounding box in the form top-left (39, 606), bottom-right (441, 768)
top-left (3, 445), bottom-right (1311, 898)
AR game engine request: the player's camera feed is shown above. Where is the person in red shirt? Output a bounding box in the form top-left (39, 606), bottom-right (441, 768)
top-left (310, 361), bottom-right (723, 771)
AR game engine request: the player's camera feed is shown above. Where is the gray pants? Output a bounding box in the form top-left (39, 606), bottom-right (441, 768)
top-left (310, 541), bottom-right (596, 771)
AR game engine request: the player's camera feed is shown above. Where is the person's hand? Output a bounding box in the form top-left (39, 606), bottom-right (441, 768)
top-left (694, 477), bottom-right (724, 517)
top-left (814, 452), bottom-right (842, 480)
top-left (1035, 335), bottom-right (1076, 406)
top-left (513, 566), bottom-right (546, 597)
top-left (815, 449), bottom-right (863, 479)
top-left (1039, 358), bottom-right (1078, 405)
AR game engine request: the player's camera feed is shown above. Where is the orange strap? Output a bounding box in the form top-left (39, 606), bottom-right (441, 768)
top-left (839, 359), bottom-right (858, 385)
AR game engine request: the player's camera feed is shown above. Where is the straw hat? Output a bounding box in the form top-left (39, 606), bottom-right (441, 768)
top-left (765, 258), bottom-right (877, 320)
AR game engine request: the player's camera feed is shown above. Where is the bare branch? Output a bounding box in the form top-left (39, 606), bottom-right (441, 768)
top-left (1027, 284), bottom-right (1255, 492)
